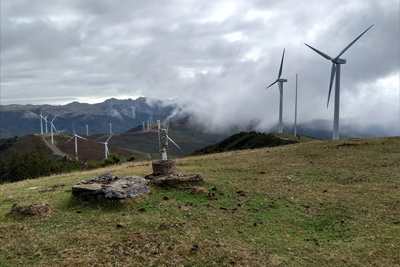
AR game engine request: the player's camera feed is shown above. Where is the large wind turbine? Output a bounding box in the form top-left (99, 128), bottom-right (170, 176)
top-left (66, 126), bottom-right (87, 159)
top-left (266, 49), bottom-right (287, 133)
top-left (99, 133), bottom-right (114, 159)
top-left (305, 25), bottom-right (373, 140)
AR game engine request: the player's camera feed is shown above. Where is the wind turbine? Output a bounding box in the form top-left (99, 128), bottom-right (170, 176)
top-left (98, 133), bottom-right (114, 159)
top-left (109, 122), bottom-right (112, 134)
top-left (66, 126), bottom-right (87, 159)
top-left (266, 49), bottom-right (287, 133)
top-left (39, 109), bottom-right (44, 135)
top-left (85, 124), bottom-right (89, 136)
top-left (50, 114), bottom-right (57, 144)
top-left (294, 73), bottom-right (298, 139)
top-left (305, 25), bottom-right (373, 140)
top-left (157, 121), bottom-right (181, 161)
top-left (44, 114), bottom-right (49, 133)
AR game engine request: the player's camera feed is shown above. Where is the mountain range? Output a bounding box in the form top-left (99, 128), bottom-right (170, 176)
top-left (0, 97), bottom-right (176, 139)
top-left (1, 97), bottom-right (396, 142)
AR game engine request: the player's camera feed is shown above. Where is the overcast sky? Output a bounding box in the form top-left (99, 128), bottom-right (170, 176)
top-left (1, 0), bottom-right (399, 134)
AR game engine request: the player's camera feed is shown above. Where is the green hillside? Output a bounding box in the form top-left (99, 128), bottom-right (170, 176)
top-left (0, 136), bottom-right (398, 266)
top-left (189, 131), bottom-right (298, 156)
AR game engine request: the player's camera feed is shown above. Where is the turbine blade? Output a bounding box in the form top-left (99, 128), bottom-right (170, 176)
top-left (106, 132), bottom-right (114, 142)
top-left (167, 136), bottom-right (181, 149)
top-left (304, 43), bottom-right (332, 60)
top-left (327, 63), bottom-right (336, 108)
top-left (266, 80), bottom-right (278, 89)
top-left (335, 24), bottom-right (374, 59)
top-left (65, 136), bottom-right (74, 143)
top-left (278, 48), bottom-right (285, 79)
top-left (75, 135), bottom-right (87, 141)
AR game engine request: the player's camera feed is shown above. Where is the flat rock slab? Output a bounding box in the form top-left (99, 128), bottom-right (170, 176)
top-left (72, 173), bottom-right (150, 199)
top-left (145, 172), bottom-right (204, 186)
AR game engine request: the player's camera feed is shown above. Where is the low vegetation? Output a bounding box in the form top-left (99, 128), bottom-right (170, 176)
top-left (0, 143), bottom-right (122, 184)
top-left (0, 136), bottom-right (398, 266)
top-left (189, 131), bottom-right (297, 156)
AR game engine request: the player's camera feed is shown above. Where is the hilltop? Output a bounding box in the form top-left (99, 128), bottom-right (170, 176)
top-left (0, 136), bottom-right (398, 266)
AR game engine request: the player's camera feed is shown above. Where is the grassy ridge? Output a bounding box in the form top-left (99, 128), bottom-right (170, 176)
top-left (189, 131), bottom-right (298, 156)
top-left (0, 136), bottom-right (399, 266)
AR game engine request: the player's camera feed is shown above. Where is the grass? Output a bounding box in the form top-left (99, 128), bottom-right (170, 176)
top-left (0, 136), bottom-right (399, 266)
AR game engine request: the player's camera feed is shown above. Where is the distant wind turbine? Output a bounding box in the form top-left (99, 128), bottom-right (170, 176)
top-left (66, 126), bottom-right (87, 159)
top-left (39, 109), bottom-right (44, 135)
top-left (109, 122), bottom-right (112, 134)
top-left (266, 49), bottom-right (287, 133)
top-left (305, 24), bottom-right (373, 140)
top-left (143, 121), bottom-right (145, 132)
top-left (44, 114), bottom-right (49, 133)
top-left (50, 115), bottom-right (57, 144)
top-left (98, 133), bottom-right (114, 159)
top-left (85, 124), bottom-right (89, 136)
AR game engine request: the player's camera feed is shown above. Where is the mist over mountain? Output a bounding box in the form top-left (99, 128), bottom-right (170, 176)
top-left (1, 97), bottom-right (397, 140)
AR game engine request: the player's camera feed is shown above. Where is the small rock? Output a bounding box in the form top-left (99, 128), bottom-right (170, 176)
top-left (163, 196), bottom-right (169, 200)
top-left (260, 171), bottom-right (266, 174)
top-left (167, 246), bottom-right (174, 251)
top-left (76, 210), bottom-right (82, 213)
top-left (139, 207), bottom-right (146, 212)
top-left (212, 186), bottom-right (217, 191)
top-left (220, 207), bottom-right (228, 210)
top-left (117, 223), bottom-right (126, 228)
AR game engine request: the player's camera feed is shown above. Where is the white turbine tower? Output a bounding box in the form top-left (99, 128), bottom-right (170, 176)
top-left (50, 115), bottom-right (57, 144)
top-left (42, 113), bottom-right (49, 133)
top-left (147, 120), bottom-right (150, 131)
top-left (109, 122), bottom-right (112, 134)
top-left (143, 121), bottom-right (145, 132)
top-left (39, 109), bottom-right (44, 135)
top-left (305, 25), bottom-right (373, 140)
top-left (266, 49), bottom-right (287, 133)
top-left (294, 73), bottom-right (298, 139)
top-left (99, 133), bottom-right (114, 159)
top-left (66, 126), bottom-right (87, 159)
top-left (85, 124), bottom-right (89, 136)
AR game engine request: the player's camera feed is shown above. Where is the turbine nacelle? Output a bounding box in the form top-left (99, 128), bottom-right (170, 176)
top-left (332, 58), bottom-right (346, 64)
top-left (278, 78), bottom-right (288, 83)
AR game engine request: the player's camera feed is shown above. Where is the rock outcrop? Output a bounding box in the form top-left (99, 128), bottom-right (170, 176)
top-left (72, 173), bottom-right (150, 199)
top-left (145, 172), bottom-right (204, 186)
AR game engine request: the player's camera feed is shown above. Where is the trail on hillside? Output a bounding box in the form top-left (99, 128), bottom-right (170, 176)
top-left (41, 135), bottom-right (65, 157)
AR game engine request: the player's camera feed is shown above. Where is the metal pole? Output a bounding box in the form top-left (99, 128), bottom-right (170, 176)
top-left (278, 82), bottom-right (283, 133)
top-left (333, 64), bottom-right (340, 140)
top-left (294, 73), bottom-right (298, 139)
